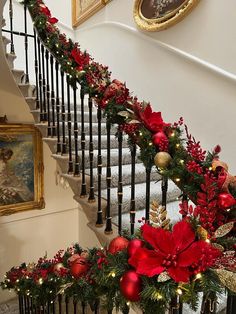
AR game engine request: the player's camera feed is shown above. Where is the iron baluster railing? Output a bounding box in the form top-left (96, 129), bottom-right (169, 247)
top-left (41, 44), bottom-right (47, 121)
top-left (55, 60), bottom-right (62, 153)
top-left (60, 69), bottom-right (67, 154)
top-left (88, 96), bottom-right (95, 202)
top-left (105, 120), bottom-right (112, 234)
top-left (200, 293), bottom-right (217, 314)
top-left (73, 299), bottom-right (77, 314)
top-left (18, 295), bottom-right (23, 314)
top-left (8, 0), bottom-right (14, 54)
top-left (169, 296), bottom-right (183, 314)
top-left (65, 296), bottom-right (69, 314)
top-left (50, 54), bottom-right (56, 136)
top-left (58, 295), bottom-right (62, 314)
top-left (82, 301), bottom-right (86, 314)
top-left (23, 3), bottom-right (29, 83)
top-left (37, 37), bottom-right (44, 121)
top-left (79, 84), bottom-right (87, 195)
top-left (130, 143), bottom-right (136, 235)
top-left (45, 49), bottom-right (52, 136)
top-left (96, 106), bottom-right (103, 227)
top-left (226, 294), bottom-right (236, 314)
top-left (117, 129), bottom-right (123, 235)
top-left (145, 165), bottom-right (152, 223)
top-left (73, 82), bottom-right (80, 176)
top-left (66, 75), bottom-right (73, 174)
top-left (33, 29), bottom-right (39, 110)
top-left (161, 176), bottom-right (168, 208)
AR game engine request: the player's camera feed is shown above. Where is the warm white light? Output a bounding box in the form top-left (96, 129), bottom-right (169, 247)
top-left (176, 288), bottom-right (183, 295)
top-left (196, 273), bottom-right (202, 280)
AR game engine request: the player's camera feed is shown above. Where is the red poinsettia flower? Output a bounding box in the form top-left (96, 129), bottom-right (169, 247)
top-left (48, 17), bottom-right (58, 24)
top-left (138, 104), bottom-right (169, 133)
top-left (39, 4), bottom-right (51, 17)
top-left (128, 221), bottom-right (220, 283)
top-left (71, 47), bottom-right (90, 68)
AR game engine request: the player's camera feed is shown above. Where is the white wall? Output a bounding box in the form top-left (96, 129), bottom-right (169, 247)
top-left (0, 0), bottom-right (99, 304)
top-left (75, 0), bottom-right (236, 172)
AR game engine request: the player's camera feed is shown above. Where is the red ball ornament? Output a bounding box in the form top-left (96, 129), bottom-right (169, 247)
top-left (120, 270), bottom-right (142, 302)
top-left (127, 239), bottom-right (145, 257)
top-left (108, 236), bottom-right (129, 254)
top-left (70, 257), bottom-right (89, 278)
top-left (218, 193), bottom-right (236, 209)
top-left (152, 131), bottom-right (167, 147)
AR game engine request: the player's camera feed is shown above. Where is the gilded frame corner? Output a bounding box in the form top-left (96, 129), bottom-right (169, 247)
top-left (133, 0), bottom-right (200, 32)
top-left (72, 0), bottom-right (111, 28)
top-left (0, 124), bottom-right (44, 216)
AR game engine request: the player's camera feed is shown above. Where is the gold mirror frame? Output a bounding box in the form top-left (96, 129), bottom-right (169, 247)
top-left (133, 0), bottom-right (200, 32)
top-left (0, 124), bottom-right (44, 216)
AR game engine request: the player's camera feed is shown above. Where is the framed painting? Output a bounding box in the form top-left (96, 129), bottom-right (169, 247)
top-left (0, 124), bottom-right (44, 216)
top-left (72, 0), bottom-right (111, 27)
top-left (134, 0), bottom-right (200, 32)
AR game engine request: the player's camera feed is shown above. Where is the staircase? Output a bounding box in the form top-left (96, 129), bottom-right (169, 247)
top-left (0, 3), bottom-right (181, 245)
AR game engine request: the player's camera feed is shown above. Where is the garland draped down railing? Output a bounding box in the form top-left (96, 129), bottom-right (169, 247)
top-left (1, 0), bottom-right (236, 313)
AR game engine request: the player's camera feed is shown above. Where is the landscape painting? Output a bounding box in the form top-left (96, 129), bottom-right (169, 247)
top-left (0, 124), bottom-right (44, 216)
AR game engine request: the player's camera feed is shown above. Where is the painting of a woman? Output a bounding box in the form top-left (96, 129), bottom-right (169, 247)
top-left (140, 0), bottom-right (187, 19)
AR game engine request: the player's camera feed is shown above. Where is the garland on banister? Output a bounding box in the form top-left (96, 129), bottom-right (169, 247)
top-left (2, 0), bottom-right (234, 312)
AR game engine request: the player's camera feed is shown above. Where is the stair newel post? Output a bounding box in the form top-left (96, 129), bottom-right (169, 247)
top-left (66, 75), bottom-right (73, 174)
top-left (117, 129), bottom-right (123, 234)
top-left (33, 30), bottom-right (40, 110)
top-left (88, 95), bottom-right (96, 202)
top-left (55, 60), bottom-right (62, 153)
top-left (96, 106), bottom-right (103, 227)
top-left (145, 164), bottom-right (152, 223)
top-left (50, 54), bottom-right (56, 137)
top-left (79, 83), bottom-right (86, 194)
top-left (161, 176), bottom-right (168, 208)
top-left (73, 81), bottom-right (80, 176)
top-left (105, 120), bottom-right (113, 234)
top-left (130, 143), bottom-right (136, 235)
top-left (37, 37), bottom-right (44, 121)
top-left (23, 3), bottom-right (29, 83)
top-left (226, 294), bottom-right (236, 314)
top-left (200, 293), bottom-right (217, 314)
top-left (9, 0), bottom-right (15, 54)
top-left (169, 296), bottom-right (183, 314)
top-left (41, 44), bottom-right (47, 121)
top-left (45, 49), bottom-right (52, 136)
top-left (60, 69), bottom-right (67, 154)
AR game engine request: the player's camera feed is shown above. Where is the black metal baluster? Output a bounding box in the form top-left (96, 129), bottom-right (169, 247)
top-left (30, 298), bottom-right (33, 314)
top-left (55, 60), bottom-right (61, 153)
top-left (58, 295), bottom-right (62, 314)
top-left (117, 130), bottom-right (123, 234)
top-left (73, 82), bottom-right (80, 176)
top-left (169, 297), bottom-right (183, 314)
top-left (24, 3), bottom-right (29, 83)
top-left (200, 293), bottom-right (217, 314)
top-left (94, 299), bottom-right (100, 314)
top-left (73, 299), bottom-right (77, 314)
top-left (26, 297), bottom-right (30, 314)
top-left (145, 165), bottom-right (152, 223)
top-left (45, 50), bottom-right (51, 136)
top-left (50, 55), bottom-right (56, 136)
top-left (52, 301), bottom-right (55, 314)
top-left (88, 96), bottom-right (95, 202)
top-left (96, 107), bottom-right (103, 227)
top-left (60, 69), bottom-right (67, 154)
top-left (9, 0), bottom-right (15, 54)
top-left (65, 296), bottom-right (69, 314)
top-left (41, 44), bottom-right (47, 121)
top-left (82, 301), bottom-right (86, 314)
top-left (23, 296), bottom-right (27, 314)
top-left (18, 295), bottom-right (23, 314)
top-left (105, 120), bottom-right (112, 234)
top-left (67, 76), bottom-right (73, 173)
top-left (47, 301), bottom-right (50, 314)
top-left (80, 84), bottom-right (86, 194)
top-left (130, 143), bottom-right (136, 235)
top-left (33, 30), bottom-right (40, 110)
top-left (161, 176), bottom-right (168, 208)
top-left (226, 294), bottom-right (236, 314)
top-left (37, 38), bottom-right (44, 121)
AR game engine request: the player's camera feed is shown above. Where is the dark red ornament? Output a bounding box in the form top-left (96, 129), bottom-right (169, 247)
top-left (70, 257), bottom-right (88, 278)
top-left (127, 239), bottom-right (145, 257)
top-left (108, 236), bottom-right (129, 254)
top-left (152, 131), bottom-right (167, 147)
top-left (120, 270), bottom-right (142, 302)
top-left (218, 193), bottom-right (236, 209)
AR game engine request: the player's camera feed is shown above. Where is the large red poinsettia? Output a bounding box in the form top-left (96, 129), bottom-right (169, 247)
top-left (128, 221), bottom-right (220, 283)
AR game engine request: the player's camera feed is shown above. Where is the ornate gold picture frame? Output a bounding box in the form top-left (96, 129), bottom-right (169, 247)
top-left (72, 0), bottom-right (110, 27)
top-left (134, 0), bottom-right (200, 32)
top-left (0, 124), bottom-right (44, 216)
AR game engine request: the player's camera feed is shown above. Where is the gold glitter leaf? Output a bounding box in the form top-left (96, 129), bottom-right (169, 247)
top-left (214, 222), bottom-right (234, 238)
top-left (214, 269), bottom-right (236, 293)
top-left (211, 243), bottom-right (225, 252)
top-left (117, 111), bottom-right (130, 118)
top-left (157, 271), bottom-right (171, 282)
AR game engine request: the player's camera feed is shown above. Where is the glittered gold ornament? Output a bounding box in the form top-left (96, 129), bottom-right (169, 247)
top-left (197, 226), bottom-right (208, 241)
top-left (154, 152), bottom-right (172, 169)
top-left (214, 269), bottom-right (236, 293)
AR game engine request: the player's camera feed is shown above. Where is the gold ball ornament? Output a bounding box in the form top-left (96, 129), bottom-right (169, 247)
top-left (53, 263), bottom-right (64, 273)
top-left (154, 152), bottom-right (172, 169)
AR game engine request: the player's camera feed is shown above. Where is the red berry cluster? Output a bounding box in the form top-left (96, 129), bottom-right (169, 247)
top-left (158, 137), bottom-right (169, 152)
top-left (186, 160), bottom-right (203, 174)
top-left (120, 123), bottom-right (140, 136)
top-left (185, 126), bottom-right (206, 162)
